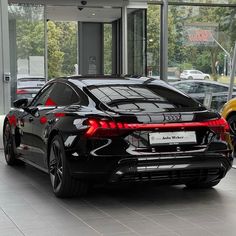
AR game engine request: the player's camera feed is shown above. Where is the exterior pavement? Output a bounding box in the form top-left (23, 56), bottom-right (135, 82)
top-left (0, 150), bottom-right (236, 236)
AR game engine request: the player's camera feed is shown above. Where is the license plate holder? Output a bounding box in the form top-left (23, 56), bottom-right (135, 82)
top-left (149, 131), bottom-right (197, 146)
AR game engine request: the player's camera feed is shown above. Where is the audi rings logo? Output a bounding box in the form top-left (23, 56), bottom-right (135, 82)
top-left (163, 113), bottom-right (182, 122)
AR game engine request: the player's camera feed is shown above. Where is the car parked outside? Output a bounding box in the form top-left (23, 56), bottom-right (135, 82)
top-left (17, 76), bottom-right (46, 100)
top-left (16, 87), bottom-right (40, 100)
top-left (172, 80), bottom-right (236, 111)
top-left (3, 76), bottom-right (233, 197)
top-left (180, 70), bottom-right (210, 80)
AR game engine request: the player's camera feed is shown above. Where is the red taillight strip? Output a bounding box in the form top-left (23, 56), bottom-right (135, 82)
top-left (85, 117), bottom-right (229, 137)
top-left (17, 89), bottom-right (28, 94)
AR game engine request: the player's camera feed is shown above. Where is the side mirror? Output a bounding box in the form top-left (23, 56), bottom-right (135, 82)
top-left (13, 98), bottom-right (28, 108)
top-left (27, 107), bottom-right (40, 117)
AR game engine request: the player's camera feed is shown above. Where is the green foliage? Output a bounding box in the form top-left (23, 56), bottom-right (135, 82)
top-left (47, 21), bottom-right (64, 79)
top-left (104, 24), bottom-right (112, 74)
top-left (16, 20), bottom-right (44, 59)
top-left (147, 5), bottom-right (160, 75)
top-left (55, 22), bottom-right (77, 76)
top-left (179, 63), bottom-right (193, 72)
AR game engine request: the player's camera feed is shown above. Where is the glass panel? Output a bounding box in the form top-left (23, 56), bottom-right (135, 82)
top-left (104, 23), bottom-right (112, 75)
top-left (8, 4), bottom-right (45, 104)
top-left (47, 21), bottom-right (78, 79)
top-left (147, 5), bottom-right (161, 78)
top-left (128, 9), bottom-right (147, 76)
top-left (168, 5), bottom-right (236, 111)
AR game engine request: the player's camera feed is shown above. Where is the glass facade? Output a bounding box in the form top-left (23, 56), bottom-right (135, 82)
top-left (168, 5), bottom-right (236, 111)
top-left (168, 0), bottom-right (236, 4)
top-left (8, 4), bottom-right (45, 103)
top-left (47, 21), bottom-right (78, 79)
top-left (128, 9), bottom-right (147, 76)
top-left (104, 23), bottom-right (112, 75)
top-left (4, 0), bottom-right (236, 113)
top-left (168, 6), bottom-right (235, 75)
top-left (147, 5), bottom-right (161, 77)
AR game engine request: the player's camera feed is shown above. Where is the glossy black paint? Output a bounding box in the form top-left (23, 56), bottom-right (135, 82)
top-left (5, 76), bottom-right (233, 186)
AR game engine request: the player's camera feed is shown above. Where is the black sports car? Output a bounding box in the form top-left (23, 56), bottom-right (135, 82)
top-left (3, 76), bottom-right (233, 197)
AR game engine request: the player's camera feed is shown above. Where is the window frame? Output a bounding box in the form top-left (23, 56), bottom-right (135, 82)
top-left (30, 81), bottom-right (81, 107)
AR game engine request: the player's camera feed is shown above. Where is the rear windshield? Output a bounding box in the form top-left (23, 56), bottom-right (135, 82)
top-left (88, 84), bottom-right (203, 112)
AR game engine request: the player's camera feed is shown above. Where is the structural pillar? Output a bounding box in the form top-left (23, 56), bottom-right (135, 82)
top-left (160, 0), bottom-right (168, 81)
top-left (122, 5), bottom-right (128, 75)
top-left (0, 0), bottom-right (11, 114)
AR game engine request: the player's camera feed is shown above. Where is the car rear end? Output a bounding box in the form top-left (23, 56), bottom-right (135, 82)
top-left (66, 79), bottom-right (233, 186)
top-left (16, 77), bottom-right (45, 100)
top-left (180, 70), bottom-right (189, 80)
top-left (16, 87), bottom-right (40, 100)
top-left (17, 77), bottom-right (45, 88)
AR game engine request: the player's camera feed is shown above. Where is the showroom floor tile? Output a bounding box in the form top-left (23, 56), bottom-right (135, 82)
top-left (0, 150), bottom-right (236, 236)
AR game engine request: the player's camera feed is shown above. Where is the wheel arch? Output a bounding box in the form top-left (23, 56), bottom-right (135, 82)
top-left (47, 129), bottom-right (60, 165)
top-left (225, 111), bottom-right (236, 121)
top-left (3, 117), bottom-right (20, 147)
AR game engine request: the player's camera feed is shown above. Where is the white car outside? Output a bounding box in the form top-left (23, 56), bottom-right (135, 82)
top-left (180, 70), bottom-right (210, 80)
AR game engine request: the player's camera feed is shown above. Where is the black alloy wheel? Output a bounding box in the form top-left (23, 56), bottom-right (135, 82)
top-left (49, 135), bottom-right (88, 198)
top-left (3, 121), bottom-right (18, 165)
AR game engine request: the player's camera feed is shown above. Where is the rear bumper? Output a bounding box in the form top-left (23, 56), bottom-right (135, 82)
top-left (68, 152), bottom-right (233, 185)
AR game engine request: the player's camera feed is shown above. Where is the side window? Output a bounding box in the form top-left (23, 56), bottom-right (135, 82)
top-left (174, 83), bottom-right (191, 93)
top-left (212, 85), bottom-right (228, 93)
top-left (195, 83), bottom-right (206, 93)
top-left (48, 83), bottom-right (79, 106)
top-left (187, 83), bottom-right (199, 93)
top-left (31, 84), bottom-right (55, 107)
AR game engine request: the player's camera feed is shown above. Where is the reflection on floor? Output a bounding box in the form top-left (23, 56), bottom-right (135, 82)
top-left (0, 150), bottom-right (236, 236)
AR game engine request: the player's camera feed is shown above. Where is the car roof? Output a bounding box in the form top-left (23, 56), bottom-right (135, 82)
top-left (57, 75), bottom-right (169, 87)
top-left (172, 79), bottom-right (230, 87)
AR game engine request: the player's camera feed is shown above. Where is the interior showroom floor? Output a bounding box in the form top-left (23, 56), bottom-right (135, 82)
top-left (0, 150), bottom-right (236, 236)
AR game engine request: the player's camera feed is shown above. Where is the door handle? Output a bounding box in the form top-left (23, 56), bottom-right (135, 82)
top-left (29, 117), bottom-right (34, 122)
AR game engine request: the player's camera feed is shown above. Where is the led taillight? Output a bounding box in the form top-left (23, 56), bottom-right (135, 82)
top-left (85, 117), bottom-right (229, 139)
top-left (17, 89), bottom-right (28, 94)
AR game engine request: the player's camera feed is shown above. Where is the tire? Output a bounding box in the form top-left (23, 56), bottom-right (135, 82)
top-left (185, 180), bottom-right (220, 189)
top-left (48, 135), bottom-right (88, 198)
top-left (187, 76), bottom-right (193, 80)
top-left (204, 76), bottom-right (209, 80)
top-left (3, 121), bottom-right (18, 165)
top-left (227, 114), bottom-right (236, 156)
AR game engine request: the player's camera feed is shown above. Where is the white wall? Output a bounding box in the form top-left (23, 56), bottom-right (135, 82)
top-left (0, 116), bottom-right (5, 149)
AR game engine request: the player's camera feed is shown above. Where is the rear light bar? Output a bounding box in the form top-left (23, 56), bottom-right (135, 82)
top-left (17, 89), bottom-right (28, 94)
top-left (85, 117), bottom-right (229, 137)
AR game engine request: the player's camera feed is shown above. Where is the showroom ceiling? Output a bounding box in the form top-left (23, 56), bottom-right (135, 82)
top-left (47, 6), bottom-right (122, 22)
top-left (8, 0), bottom-right (148, 7)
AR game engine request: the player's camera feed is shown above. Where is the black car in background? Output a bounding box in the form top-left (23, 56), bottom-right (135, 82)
top-left (172, 80), bottom-right (236, 111)
top-left (3, 76), bottom-right (233, 197)
top-left (16, 77), bottom-right (46, 100)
